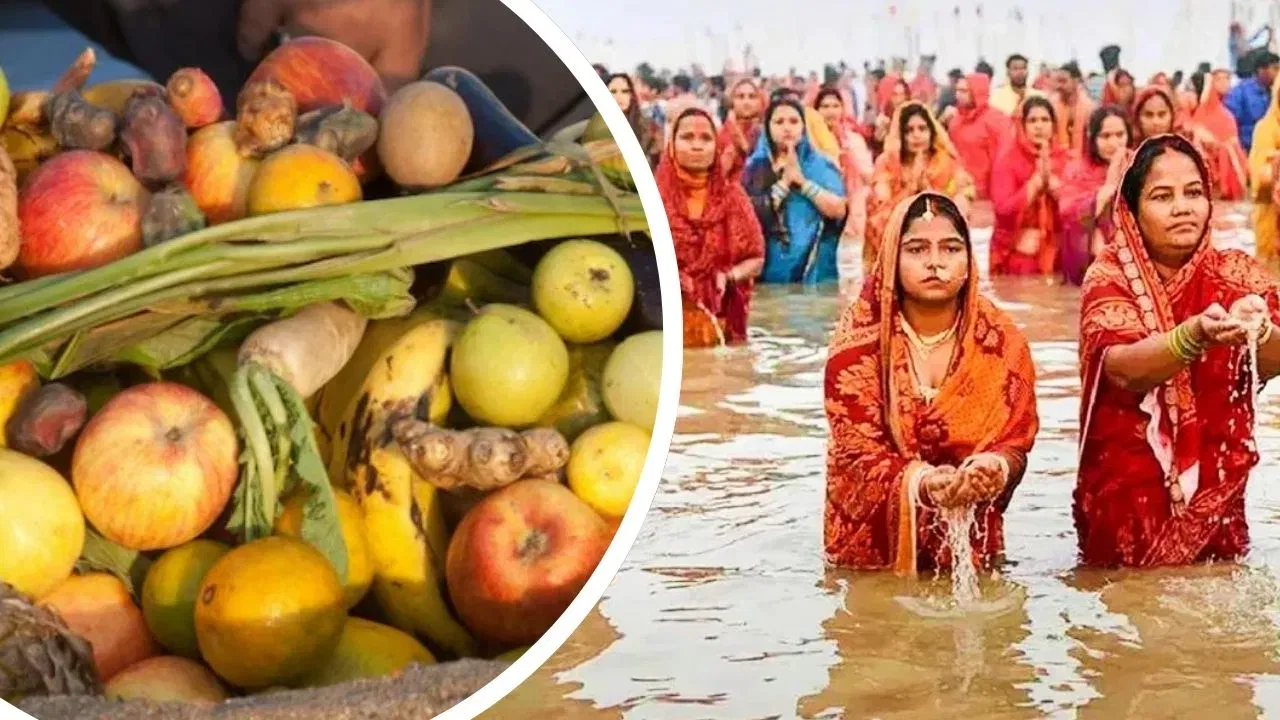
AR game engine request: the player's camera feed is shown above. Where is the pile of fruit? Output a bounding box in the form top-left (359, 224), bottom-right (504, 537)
top-left (0, 37), bottom-right (660, 708)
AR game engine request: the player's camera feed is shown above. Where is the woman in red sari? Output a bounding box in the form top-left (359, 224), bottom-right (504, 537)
top-left (946, 73), bottom-right (1012, 200)
top-left (1058, 106), bottom-right (1132, 286)
top-left (815, 87), bottom-right (875, 243)
top-left (1076, 134), bottom-right (1280, 567)
top-left (989, 96), bottom-right (1070, 276)
top-left (1101, 69), bottom-right (1136, 119)
top-left (824, 192), bottom-right (1039, 572)
top-left (718, 77), bottom-right (765, 182)
top-left (1132, 85), bottom-right (1245, 202)
top-left (870, 76), bottom-right (912, 157)
top-left (657, 107), bottom-right (766, 347)
top-left (1192, 70), bottom-right (1250, 201)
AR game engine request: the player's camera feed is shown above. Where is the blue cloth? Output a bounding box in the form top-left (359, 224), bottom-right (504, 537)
top-left (1224, 77), bottom-right (1271, 153)
top-left (743, 125), bottom-right (846, 285)
top-left (0, 2), bottom-right (149, 90)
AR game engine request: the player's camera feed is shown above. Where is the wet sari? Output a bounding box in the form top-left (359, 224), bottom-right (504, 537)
top-left (1248, 73), bottom-right (1280, 271)
top-left (658, 108), bottom-right (765, 347)
top-left (989, 101), bottom-right (1069, 276)
top-left (824, 192), bottom-right (1040, 573)
top-left (947, 73), bottom-right (1012, 200)
top-left (717, 78), bottom-right (764, 182)
top-left (865, 102), bottom-right (975, 274)
top-left (742, 105), bottom-right (847, 284)
top-left (1077, 136), bottom-right (1280, 567)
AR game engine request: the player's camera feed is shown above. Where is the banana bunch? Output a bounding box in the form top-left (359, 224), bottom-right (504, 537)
top-left (313, 308), bottom-right (477, 659)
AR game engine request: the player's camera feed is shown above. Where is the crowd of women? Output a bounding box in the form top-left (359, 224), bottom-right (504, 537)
top-left (601, 51), bottom-right (1280, 575)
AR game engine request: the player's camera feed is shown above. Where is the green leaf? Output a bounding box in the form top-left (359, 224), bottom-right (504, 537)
top-left (227, 366), bottom-right (276, 543)
top-left (75, 528), bottom-right (152, 600)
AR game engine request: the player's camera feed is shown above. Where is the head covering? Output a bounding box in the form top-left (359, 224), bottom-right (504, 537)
top-left (956, 73), bottom-right (992, 124)
top-left (877, 76), bottom-right (910, 115)
top-left (883, 100), bottom-right (962, 162)
top-left (1132, 85), bottom-right (1183, 142)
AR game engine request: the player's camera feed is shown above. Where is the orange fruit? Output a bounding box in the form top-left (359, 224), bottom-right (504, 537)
top-left (246, 144), bottom-right (360, 216)
top-left (141, 539), bottom-right (231, 658)
top-left (40, 572), bottom-right (160, 682)
top-left (194, 536), bottom-right (346, 689)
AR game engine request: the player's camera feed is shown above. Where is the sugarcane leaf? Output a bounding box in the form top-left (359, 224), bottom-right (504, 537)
top-left (271, 372), bottom-right (348, 583)
top-left (75, 528), bottom-right (152, 600)
top-left (114, 315), bottom-right (261, 372)
top-left (493, 176), bottom-right (598, 195)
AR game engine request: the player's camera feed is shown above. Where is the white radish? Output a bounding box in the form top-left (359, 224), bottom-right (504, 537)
top-left (238, 301), bottom-right (367, 398)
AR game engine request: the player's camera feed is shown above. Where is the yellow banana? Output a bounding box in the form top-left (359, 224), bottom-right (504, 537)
top-left (435, 258), bottom-right (530, 308)
top-left (344, 317), bottom-right (477, 658)
top-left (0, 360), bottom-right (39, 449)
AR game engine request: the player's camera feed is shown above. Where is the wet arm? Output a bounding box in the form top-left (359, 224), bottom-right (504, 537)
top-left (1103, 317), bottom-right (1206, 393)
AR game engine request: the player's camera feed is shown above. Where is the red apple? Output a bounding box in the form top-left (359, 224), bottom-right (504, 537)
top-left (72, 382), bottom-right (239, 551)
top-left (184, 121), bottom-right (261, 225)
top-left (17, 150), bottom-right (147, 278)
top-left (445, 479), bottom-right (611, 647)
top-left (247, 37), bottom-right (387, 116)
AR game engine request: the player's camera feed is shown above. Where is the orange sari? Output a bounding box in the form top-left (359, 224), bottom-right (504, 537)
top-left (864, 102), bottom-right (975, 274)
top-left (824, 192), bottom-right (1040, 573)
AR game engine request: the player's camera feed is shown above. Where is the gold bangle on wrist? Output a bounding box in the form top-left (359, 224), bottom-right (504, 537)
top-left (1167, 321), bottom-right (1207, 363)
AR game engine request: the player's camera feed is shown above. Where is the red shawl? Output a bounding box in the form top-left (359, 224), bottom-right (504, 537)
top-left (717, 78), bottom-right (764, 182)
top-left (989, 101), bottom-right (1069, 276)
top-left (1136, 86), bottom-right (1248, 201)
top-left (948, 73), bottom-right (1013, 200)
top-left (1077, 135), bottom-right (1280, 567)
top-left (910, 70), bottom-right (938, 106)
top-left (656, 108), bottom-right (765, 347)
top-left (1101, 70), bottom-right (1135, 118)
top-left (1193, 75), bottom-right (1250, 201)
top-left (824, 191), bottom-right (1039, 572)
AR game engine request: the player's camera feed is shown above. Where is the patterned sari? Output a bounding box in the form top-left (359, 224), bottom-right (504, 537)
top-left (824, 192), bottom-right (1040, 573)
top-left (1076, 135), bottom-right (1280, 567)
top-left (864, 102), bottom-right (975, 275)
top-left (657, 108), bottom-right (766, 347)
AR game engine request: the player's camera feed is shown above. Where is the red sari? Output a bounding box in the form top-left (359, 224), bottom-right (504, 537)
top-left (657, 108), bottom-right (766, 348)
top-left (1076, 136), bottom-right (1280, 567)
top-left (1193, 78), bottom-right (1250, 202)
top-left (1133, 86), bottom-right (1246, 202)
top-left (824, 192), bottom-right (1040, 572)
top-left (989, 104), bottom-right (1069, 276)
top-left (948, 73), bottom-right (1013, 200)
top-left (717, 78), bottom-right (764, 183)
top-left (1056, 152), bottom-right (1113, 286)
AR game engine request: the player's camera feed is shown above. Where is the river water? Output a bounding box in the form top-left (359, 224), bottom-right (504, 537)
top-left (490, 205), bottom-right (1280, 720)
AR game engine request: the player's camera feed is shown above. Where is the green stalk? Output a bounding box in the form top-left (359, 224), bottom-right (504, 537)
top-left (230, 367), bottom-right (276, 542)
top-left (250, 367), bottom-right (293, 516)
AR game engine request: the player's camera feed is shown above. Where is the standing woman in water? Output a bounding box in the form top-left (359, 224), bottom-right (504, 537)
top-left (946, 72), bottom-right (1013, 202)
top-left (823, 192), bottom-right (1039, 573)
top-left (864, 102), bottom-right (975, 276)
top-left (658, 107), bottom-right (765, 347)
top-left (607, 73), bottom-right (662, 168)
top-left (815, 87), bottom-right (875, 246)
top-left (989, 97), bottom-right (1070, 277)
top-left (1076, 135), bottom-right (1280, 568)
top-left (1192, 69), bottom-right (1249, 202)
top-left (718, 78), bottom-right (765, 183)
top-left (1058, 106), bottom-right (1132, 286)
top-left (742, 98), bottom-right (848, 284)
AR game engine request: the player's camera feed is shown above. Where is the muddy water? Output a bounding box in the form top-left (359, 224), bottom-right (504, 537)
top-left (490, 205), bottom-right (1280, 720)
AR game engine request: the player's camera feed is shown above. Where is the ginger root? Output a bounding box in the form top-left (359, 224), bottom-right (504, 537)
top-left (295, 103), bottom-right (378, 162)
top-left (391, 419), bottom-right (571, 491)
top-left (46, 90), bottom-right (118, 151)
top-left (120, 91), bottom-right (188, 186)
top-left (234, 79), bottom-right (296, 157)
top-left (0, 146), bottom-right (17, 273)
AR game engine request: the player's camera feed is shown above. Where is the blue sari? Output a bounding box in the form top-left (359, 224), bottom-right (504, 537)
top-left (742, 129), bottom-right (846, 284)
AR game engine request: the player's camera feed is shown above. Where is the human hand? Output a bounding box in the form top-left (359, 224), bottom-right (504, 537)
top-left (714, 271), bottom-right (729, 297)
top-left (1046, 174), bottom-right (1063, 195)
top-left (1197, 302), bottom-right (1248, 346)
top-left (1229, 294), bottom-right (1269, 334)
top-left (238, 0), bottom-right (431, 94)
top-left (922, 465), bottom-right (967, 508)
top-left (959, 454), bottom-right (1007, 503)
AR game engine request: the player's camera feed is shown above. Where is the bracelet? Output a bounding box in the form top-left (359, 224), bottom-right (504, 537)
top-left (771, 180), bottom-right (790, 204)
top-left (1261, 321), bottom-right (1275, 345)
top-left (1166, 321), bottom-right (1207, 363)
top-left (801, 180), bottom-right (821, 201)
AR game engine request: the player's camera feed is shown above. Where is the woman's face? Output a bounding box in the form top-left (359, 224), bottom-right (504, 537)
top-left (818, 95), bottom-right (844, 126)
top-left (1137, 149), bottom-right (1210, 265)
top-left (904, 113), bottom-right (932, 155)
top-left (1095, 115), bottom-right (1129, 161)
top-left (1137, 95), bottom-right (1174, 137)
top-left (608, 77), bottom-right (633, 112)
top-left (1024, 106), bottom-right (1054, 146)
top-left (732, 83), bottom-right (760, 118)
top-left (898, 210), bottom-right (969, 305)
top-left (769, 105), bottom-right (805, 148)
top-left (955, 78), bottom-right (972, 108)
top-left (1213, 71), bottom-right (1232, 95)
top-left (1116, 75), bottom-right (1135, 104)
top-left (890, 82), bottom-right (909, 109)
top-left (673, 114), bottom-right (717, 172)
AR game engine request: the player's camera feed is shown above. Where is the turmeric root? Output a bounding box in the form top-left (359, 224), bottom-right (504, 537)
top-left (391, 419), bottom-right (570, 491)
top-left (234, 79), bottom-right (296, 157)
top-left (166, 67), bottom-right (224, 128)
top-left (295, 103), bottom-right (378, 162)
top-left (120, 91), bottom-right (188, 186)
top-left (0, 145), bottom-right (17, 273)
top-left (46, 90), bottom-right (118, 151)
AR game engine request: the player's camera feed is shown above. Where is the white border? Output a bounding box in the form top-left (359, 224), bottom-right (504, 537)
top-left (438, 0), bottom-right (680, 716)
top-left (0, 1), bottom-right (678, 719)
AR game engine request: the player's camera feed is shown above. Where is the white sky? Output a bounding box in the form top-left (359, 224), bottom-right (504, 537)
top-left (535, 0), bottom-right (1280, 81)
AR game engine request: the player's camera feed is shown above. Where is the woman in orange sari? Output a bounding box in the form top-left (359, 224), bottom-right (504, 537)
top-left (989, 96), bottom-right (1070, 276)
top-left (718, 77), bottom-right (765, 183)
top-left (815, 87), bottom-right (875, 243)
top-left (1077, 134), bottom-right (1280, 567)
top-left (657, 107), bottom-right (766, 347)
top-left (824, 192), bottom-right (1039, 572)
top-left (864, 102), bottom-right (975, 275)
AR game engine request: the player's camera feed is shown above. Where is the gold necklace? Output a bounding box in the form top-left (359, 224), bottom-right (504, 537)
top-left (900, 314), bottom-right (958, 353)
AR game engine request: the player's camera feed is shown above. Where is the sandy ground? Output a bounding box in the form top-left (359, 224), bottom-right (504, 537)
top-left (16, 660), bottom-right (509, 720)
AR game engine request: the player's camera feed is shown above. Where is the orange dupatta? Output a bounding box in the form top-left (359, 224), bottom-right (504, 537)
top-left (823, 192), bottom-right (1040, 574)
top-left (864, 102), bottom-right (974, 273)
